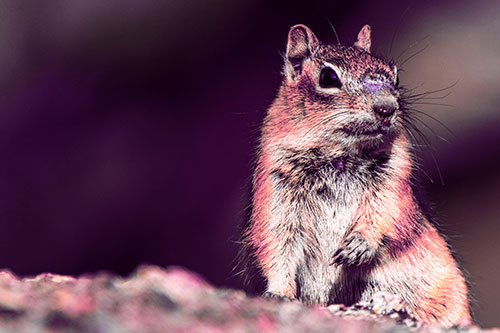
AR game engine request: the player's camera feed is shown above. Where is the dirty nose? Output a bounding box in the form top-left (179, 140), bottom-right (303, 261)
top-left (373, 104), bottom-right (396, 118)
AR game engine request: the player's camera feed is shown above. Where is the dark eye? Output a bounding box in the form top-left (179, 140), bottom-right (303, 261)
top-left (395, 75), bottom-right (399, 87)
top-left (319, 68), bottom-right (342, 88)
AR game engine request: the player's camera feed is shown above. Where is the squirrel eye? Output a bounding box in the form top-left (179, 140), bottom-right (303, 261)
top-left (319, 68), bottom-right (342, 88)
top-left (395, 75), bottom-right (399, 87)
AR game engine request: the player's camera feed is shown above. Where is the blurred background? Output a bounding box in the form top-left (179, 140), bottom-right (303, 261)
top-left (0, 0), bottom-right (498, 327)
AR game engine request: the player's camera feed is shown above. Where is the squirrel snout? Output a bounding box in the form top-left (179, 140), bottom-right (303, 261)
top-left (373, 104), bottom-right (396, 118)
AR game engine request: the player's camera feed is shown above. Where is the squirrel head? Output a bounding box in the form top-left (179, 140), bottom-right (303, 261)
top-left (268, 24), bottom-right (402, 154)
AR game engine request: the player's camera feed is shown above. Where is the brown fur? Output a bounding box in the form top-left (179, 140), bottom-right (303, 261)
top-left (244, 24), bottom-right (471, 326)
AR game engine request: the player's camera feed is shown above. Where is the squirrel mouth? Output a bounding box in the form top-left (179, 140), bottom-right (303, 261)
top-left (342, 123), bottom-right (395, 138)
top-left (357, 128), bottom-right (387, 136)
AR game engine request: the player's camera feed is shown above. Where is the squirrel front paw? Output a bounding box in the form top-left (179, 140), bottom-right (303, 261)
top-left (262, 291), bottom-right (296, 302)
top-left (370, 291), bottom-right (406, 315)
top-left (330, 232), bottom-right (376, 266)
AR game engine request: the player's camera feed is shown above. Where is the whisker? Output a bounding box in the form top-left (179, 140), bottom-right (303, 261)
top-left (401, 80), bottom-right (459, 99)
top-left (326, 18), bottom-right (341, 45)
top-left (408, 101), bottom-right (454, 108)
top-left (406, 121), bottom-right (434, 150)
top-left (401, 125), bottom-right (435, 183)
top-left (403, 112), bottom-right (450, 144)
top-left (406, 108), bottom-right (456, 137)
top-left (277, 108), bottom-right (351, 146)
top-left (398, 42), bottom-right (429, 67)
top-left (404, 92), bottom-right (452, 101)
top-left (402, 113), bottom-right (446, 185)
top-left (395, 34), bottom-right (430, 64)
top-left (389, 5), bottom-right (411, 56)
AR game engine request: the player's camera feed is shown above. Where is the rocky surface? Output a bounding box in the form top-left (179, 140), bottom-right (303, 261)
top-left (0, 265), bottom-right (495, 333)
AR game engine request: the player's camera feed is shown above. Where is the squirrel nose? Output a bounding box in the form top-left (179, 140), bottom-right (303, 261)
top-left (373, 104), bottom-right (396, 118)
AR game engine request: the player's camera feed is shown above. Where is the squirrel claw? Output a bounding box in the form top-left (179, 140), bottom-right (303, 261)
top-left (330, 232), bottom-right (376, 266)
top-left (262, 291), bottom-right (296, 302)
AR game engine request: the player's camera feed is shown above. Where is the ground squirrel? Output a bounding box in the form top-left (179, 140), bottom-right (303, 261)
top-left (244, 24), bottom-right (471, 326)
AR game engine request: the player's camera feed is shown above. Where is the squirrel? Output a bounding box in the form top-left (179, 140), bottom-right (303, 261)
top-left (243, 24), bottom-right (471, 326)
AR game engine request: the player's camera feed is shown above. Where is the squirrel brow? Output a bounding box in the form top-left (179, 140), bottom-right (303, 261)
top-left (323, 61), bottom-right (342, 70)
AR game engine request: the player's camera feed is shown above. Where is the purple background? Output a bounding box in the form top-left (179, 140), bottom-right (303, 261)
top-left (0, 0), bottom-right (499, 327)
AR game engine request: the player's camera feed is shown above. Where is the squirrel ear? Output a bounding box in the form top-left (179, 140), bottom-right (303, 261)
top-left (354, 25), bottom-right (371, 53)
top-left (285, 24), bottom-right (319, 80)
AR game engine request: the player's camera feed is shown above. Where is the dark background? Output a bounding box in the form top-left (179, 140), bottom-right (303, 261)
top-left (0, 0), bottom-right (499, 327)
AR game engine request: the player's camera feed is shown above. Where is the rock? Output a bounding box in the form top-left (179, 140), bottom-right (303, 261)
top-left (0, 265), bottom-right (492, 332)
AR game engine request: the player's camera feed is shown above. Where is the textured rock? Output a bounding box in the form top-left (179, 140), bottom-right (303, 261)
top-left (0, 265), bottom-right (494, 332)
